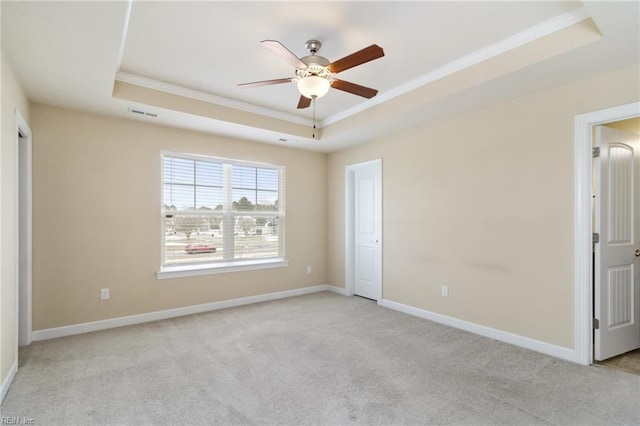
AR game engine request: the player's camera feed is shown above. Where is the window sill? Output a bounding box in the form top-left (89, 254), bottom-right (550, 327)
top-left (157, 258), bottom-right (289, 280)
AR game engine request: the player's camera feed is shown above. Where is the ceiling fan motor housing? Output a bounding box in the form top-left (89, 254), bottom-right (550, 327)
top-left (298, 53), bottom-right (332, 82)
top-left (301, 40), bottom-right (330, 75)
top-left (301, 55), bottom-right (330, 68)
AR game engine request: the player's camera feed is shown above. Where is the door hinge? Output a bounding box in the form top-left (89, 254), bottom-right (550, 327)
top-left (592, 233), bottom-right (600, 244)
top-left (593, 147), bottom-right (600, 158)
top-left (593, 318), bottom-right (600, 330)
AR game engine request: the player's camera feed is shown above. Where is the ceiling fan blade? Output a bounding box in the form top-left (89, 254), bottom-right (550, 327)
top-left (237, 78), bottom-right (294, 88)
top-left (297, 95), bottom-right (311, 109)
top-left (331, 79), bottom-right (378, 98)
top-left (261, 40), bottom-right (306, 69)
top-left (328, 44), bottom-right (384, 74)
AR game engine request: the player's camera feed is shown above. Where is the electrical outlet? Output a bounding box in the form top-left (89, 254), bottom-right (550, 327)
top-left (441, 285), bottom-right (449, 297)
top-left (306, 266), bottom-right (312, 274)
top-left (100, 288), bottom-right (110, 300)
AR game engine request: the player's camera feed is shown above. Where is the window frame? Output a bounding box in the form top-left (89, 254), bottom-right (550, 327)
top-left (158, 151), bottom-right (287, 279)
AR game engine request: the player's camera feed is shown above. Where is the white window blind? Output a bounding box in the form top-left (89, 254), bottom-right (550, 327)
top-left (162, 152), bottom-right (285, 268)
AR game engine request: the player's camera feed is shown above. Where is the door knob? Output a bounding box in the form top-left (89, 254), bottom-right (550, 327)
top-left (636, 249), bottom-right (640, 257)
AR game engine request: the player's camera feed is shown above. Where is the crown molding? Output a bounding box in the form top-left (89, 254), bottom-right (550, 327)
top-left (115, 0), bottom-right (133, 73)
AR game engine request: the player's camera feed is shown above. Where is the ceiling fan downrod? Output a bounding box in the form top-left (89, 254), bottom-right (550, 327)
top-left (306, 40), bottom-right (322, 54)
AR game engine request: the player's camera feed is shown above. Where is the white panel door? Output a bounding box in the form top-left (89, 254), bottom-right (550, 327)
top-left (354, 164), bottom-right (381, 300)
top-left (595, 125), bottom-right (640, 361)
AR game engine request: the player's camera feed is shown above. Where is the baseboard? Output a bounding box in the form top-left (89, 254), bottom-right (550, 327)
top-left (1, 360), bottom-right (18, 403)
top-left (379, 299), bottom-right (578, 363)
top-left (325, 285), bottom-right (349, 296)
top-left (32, 285), bottom-right (333, 341)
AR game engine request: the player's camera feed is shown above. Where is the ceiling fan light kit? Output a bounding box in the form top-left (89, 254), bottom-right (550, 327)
top-left (297, 75), bottom-right (331, 99)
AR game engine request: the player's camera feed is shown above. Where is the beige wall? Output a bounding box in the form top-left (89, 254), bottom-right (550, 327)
top-left (606, 117), bottom-right (640, 135)
top-left (328, 64), bottom-right (640, 349)
top-left (1, 50), bottom-right (31, 385)
top-left (30, 105), bottom-right (327, 330)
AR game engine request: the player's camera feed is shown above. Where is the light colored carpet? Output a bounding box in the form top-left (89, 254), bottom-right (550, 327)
top-left (2, 292), bottom-right (639, 425)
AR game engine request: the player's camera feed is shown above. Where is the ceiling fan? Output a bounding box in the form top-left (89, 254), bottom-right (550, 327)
top-left (238, 39), bottom-right (385, 109)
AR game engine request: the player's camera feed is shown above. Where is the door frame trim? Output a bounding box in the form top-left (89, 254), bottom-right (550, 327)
top-left (345, 158), bottom-right (382, 302)
top-left (574, 101), bottom-right (640, 365)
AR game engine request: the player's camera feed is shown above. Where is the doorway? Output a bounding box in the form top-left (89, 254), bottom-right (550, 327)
top-left (574, 102), bottom-right (640, 365)
top-left (16, 111), bottom-right (32, 348)
top-left (345, 159), bottom-right (382, 302)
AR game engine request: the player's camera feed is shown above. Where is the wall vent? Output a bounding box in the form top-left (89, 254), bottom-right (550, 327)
top-left (128, 107), bottom-right (158, 118)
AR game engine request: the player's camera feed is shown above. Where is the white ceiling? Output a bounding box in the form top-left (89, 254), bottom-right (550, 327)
top-left (2, 1), bottom-right (639, 152)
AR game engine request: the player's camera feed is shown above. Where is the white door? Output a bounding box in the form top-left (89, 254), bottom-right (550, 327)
top-left (353, 162), bottom-right (381, 300)
top-left (595, 125), bottom-right (640, 361)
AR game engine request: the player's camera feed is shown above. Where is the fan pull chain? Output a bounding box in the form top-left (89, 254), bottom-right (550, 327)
top-left (312, 97), bottom-right (316, 139)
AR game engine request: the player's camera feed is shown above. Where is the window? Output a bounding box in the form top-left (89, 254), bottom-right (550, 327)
top-left (160, 152), bottom-right (285, 277)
